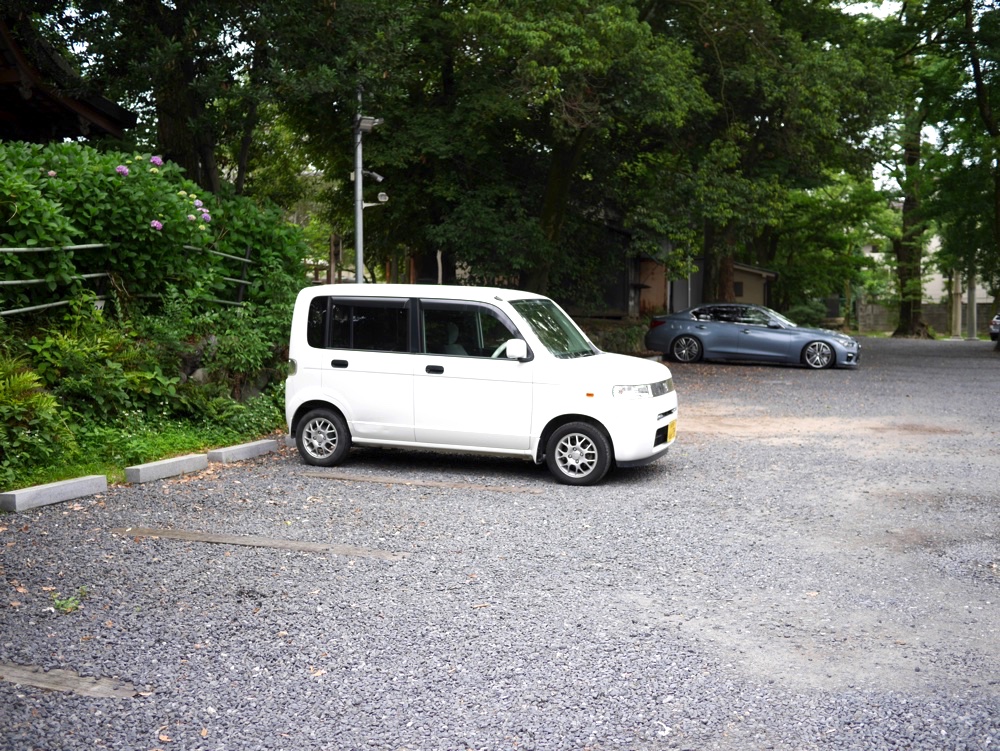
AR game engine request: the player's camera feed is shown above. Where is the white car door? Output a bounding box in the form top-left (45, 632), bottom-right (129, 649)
top-left (413, 301), bottom-right (533, 450)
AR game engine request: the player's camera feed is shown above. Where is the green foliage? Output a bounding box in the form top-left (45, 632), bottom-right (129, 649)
top-left (0, 353), bottom-right (77, 489)
top-left (51, 587), bottom-right (88, 615)
top-left (764, 172), bottom-right (899, 310)
top-left (0, 142), bottom-right (304, 491)
top-left (785, 300), bottom-right (829, 328)
top-left (22, 294), bottom-right (178, 422)
top-left (579, 319), bottom-right (648, 354)
top-left (1, 141), bottom-right (307, 315)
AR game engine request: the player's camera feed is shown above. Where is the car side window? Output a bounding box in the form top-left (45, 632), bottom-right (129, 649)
top-left (708, 306), bottom-right (738, 323)
top-left (307, 297), bottom-right (410, 351)
top-left (739, 308), bottom-right (770, 326)
top-left (421, 301), bottom-right (519, 357)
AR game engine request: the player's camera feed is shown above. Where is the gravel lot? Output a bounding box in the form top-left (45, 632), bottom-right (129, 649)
top-left (2, 337), bottom-right (998, 751)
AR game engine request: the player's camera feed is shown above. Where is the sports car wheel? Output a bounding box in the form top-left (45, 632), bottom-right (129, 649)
top-left (296, 408), bottom-right (351, 466)
top-left (671, 335), bottom-right (702, 363)
top-left (545, 422), bottom-right (612, 486)
top-left (802, 341), bottom-right (834, 369)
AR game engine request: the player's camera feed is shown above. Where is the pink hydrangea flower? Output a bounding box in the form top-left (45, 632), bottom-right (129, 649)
top-left (47, 170), bottom-right (57, 177)
top-left (150, 155), bottom-right (164, 166)
top-left (193, 199), bottom-right (203, 208)
top-left (150, 220), bottom-right (163, 230)
top-left (116, 165), bottom-right (129, 176)
top-left (201, 213), bottom-right (211, 222)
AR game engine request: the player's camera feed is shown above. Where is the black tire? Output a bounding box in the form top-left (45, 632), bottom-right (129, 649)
top-left (670, 334), bottom-right (702, 363)
top-left (802, 341), bottom-right (835, 369)
top-left (295, 408), bottom-right (351, 467)
top-left (545, 421), bottom-right (612, 486)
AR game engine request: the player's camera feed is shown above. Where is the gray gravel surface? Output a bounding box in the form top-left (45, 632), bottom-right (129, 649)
top-left (2, 337), bottom-right (998, 751)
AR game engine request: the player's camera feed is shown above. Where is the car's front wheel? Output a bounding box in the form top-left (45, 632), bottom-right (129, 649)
top-left (545, 422), bottom-right (612, 486)
top-left (670, 335), bottom-right (702, 363)
top-left (802, 341), bottom-right (835, 369)
top-left (296, 408), bottom-right (351, 467)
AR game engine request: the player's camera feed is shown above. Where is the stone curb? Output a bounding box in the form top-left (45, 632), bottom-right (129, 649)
top-left (207, 438), bottom-right (282, 464)
top-left (2, 437), bottom-right (287, 513)
top-left (0, 475), bottom-right (108, 513)
top-left (125, 453), bottom-right (209, 484)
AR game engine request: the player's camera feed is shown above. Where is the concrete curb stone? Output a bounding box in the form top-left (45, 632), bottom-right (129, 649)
top-left (3, 437), bottom-right (288, 513)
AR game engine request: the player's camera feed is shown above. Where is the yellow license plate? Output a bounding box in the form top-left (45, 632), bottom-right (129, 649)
top-left (667, 420), bottom-right (677, 443)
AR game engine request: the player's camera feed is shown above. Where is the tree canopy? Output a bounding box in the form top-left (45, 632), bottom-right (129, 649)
top-left (4, 0), bottom-right (999, 326)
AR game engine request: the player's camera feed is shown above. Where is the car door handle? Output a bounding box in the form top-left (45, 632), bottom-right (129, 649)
top-left (695, 324), bottom-right (708, 329)
top-left (425, 365), bottom-right (444, 374)
top-left (331, 359), bottom-right (349, 368)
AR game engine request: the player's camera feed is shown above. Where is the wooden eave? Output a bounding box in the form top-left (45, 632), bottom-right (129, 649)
top-left (0, 15), bottom-right (136, 142)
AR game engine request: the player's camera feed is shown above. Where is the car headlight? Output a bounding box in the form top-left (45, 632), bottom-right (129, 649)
top-left (612, 384), bottom-right (653, 399)
top-left (612, 379), bottom-right (673, 399)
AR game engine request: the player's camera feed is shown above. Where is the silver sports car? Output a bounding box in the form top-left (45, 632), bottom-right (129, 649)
top-left (645, 303), bottom-right (860, 369)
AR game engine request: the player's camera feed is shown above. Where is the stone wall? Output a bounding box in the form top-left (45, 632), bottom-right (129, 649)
top-left (858, 302), bottom-right (995, 335)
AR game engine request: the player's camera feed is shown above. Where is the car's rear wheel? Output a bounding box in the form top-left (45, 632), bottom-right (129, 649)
top-left (670, 335), bottom-right (702, 363)
top-left (802, 341), bottom-right (834, 369)
top-left (545, 422), bottom-right (612, 486)
top-left (296, 408), bottom-right (351, 467)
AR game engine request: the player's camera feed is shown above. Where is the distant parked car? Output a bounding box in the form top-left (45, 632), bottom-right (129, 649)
top-left (990, 313), bottom-right (999, 341)
top-left (645, 303), bottom-right (860, 369)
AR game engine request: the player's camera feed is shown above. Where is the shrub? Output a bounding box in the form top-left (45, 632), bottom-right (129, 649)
top-left (0, 141), bottom-right (305, 487)
top-left (1, 141), bottom-right (307, 316)
top-left (784, 300), bottom-right (828, 328)
top-left (0, 354), bottom-right (78, 489)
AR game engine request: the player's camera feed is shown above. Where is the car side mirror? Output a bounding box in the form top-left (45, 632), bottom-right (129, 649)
top-left (504, 338), bottom-right (529, 360)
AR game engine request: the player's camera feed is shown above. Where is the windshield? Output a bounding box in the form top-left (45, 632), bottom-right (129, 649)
top-left (766, 308), bottom-right (798, 328)
top-left (510, 299), bottom-right (596, 358)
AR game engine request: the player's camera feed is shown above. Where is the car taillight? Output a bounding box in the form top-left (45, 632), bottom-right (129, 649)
top-left (649, 320), bottom-right (665, 329)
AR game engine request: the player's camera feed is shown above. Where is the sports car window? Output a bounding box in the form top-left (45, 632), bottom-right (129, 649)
top-left (739, 308), bottom-right (771, 326)
top-left (710, 306), bottom-right (740, 323)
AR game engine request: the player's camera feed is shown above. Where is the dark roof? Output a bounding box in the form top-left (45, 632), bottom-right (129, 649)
top-left (0, 14), bottom-right (136, 142)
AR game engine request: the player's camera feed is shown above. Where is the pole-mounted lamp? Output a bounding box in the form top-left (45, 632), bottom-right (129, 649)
top-left (353, 105), bottom-right (384, 284)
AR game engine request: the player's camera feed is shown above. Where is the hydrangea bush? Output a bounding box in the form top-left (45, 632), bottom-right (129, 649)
top-left (0, 141), bottom-right (304, 314)
top-left (0, 142), bottom-right (308, 490)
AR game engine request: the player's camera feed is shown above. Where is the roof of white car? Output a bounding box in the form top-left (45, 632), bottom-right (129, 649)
top-left (300, 283), bottom-right (548, 303)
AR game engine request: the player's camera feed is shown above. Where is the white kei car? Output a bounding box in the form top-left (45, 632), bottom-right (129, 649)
top-left (285, 284), bottom-right (678, 485)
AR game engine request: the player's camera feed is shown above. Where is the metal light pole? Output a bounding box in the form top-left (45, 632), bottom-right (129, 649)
top-left (353, 88), bottom-right (382, 284)
top-left (354, 112), bottom-right (364, 284)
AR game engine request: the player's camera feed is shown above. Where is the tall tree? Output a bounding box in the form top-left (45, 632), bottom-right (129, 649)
top-left (12, 0), bottom-right (279, 195)
top-left (273, 0), bottom-right (711, 294)
top-left (653, 0), bottom-right (898, 304)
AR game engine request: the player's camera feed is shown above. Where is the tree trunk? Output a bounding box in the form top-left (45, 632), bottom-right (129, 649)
top-left (701, 221), bottom-right (737, 303)
top-left (150, 0), bottom-right (220, 194)
top-left (520, 129), bottom-right (594, 294)
top-left (892, 97), bottom-right (930, 338)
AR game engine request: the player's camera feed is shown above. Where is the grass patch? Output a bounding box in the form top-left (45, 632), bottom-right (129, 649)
top-left (2, 391), bottom-right (285, 493)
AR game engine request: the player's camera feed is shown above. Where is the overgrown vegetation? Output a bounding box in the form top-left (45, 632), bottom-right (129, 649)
top-left (1, 143), bottom-right (308, 492)
top-left (0, 292), bottom-right (290, 491)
